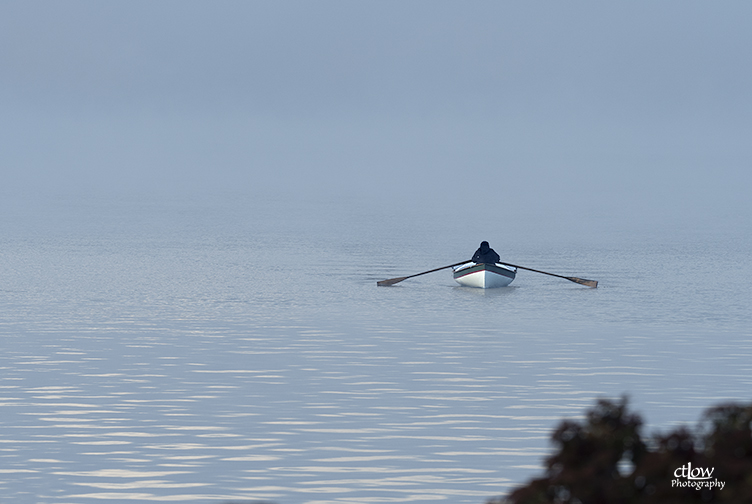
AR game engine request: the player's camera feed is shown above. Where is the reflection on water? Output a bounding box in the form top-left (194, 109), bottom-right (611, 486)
top-left (3, 315), bottom-right (750, 503)
top-left (1, 322), bottom-right (551, 502)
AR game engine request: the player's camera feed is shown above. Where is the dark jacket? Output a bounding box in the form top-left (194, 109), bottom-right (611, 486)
top-left (472, 241), bottom-right (500, 264)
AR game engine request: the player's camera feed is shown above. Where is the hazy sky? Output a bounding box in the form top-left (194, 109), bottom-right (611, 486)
top-left (2, 1), bottom-right (751, 231)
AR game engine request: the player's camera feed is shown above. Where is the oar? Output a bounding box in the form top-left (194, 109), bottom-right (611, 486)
top-left (498, 261), bottom-right (598, 288)
top-left (377, 260), bottom-right (471, 286)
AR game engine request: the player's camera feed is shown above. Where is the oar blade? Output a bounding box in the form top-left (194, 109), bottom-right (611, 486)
top-left (377, 276), bottom-right (408, 287)
top-left (568, 277), bottom-right (598, 288)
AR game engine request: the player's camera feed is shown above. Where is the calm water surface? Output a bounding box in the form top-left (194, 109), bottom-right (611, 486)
top-left (1, 194), bottom-right (750, 503)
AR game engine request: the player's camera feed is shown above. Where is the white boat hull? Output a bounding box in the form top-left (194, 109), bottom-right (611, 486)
top-left (453, 262), bottom-right (515, 288)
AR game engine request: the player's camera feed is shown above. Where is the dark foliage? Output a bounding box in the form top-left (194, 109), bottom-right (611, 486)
top-left (490, 398), bottom-right (752, 504)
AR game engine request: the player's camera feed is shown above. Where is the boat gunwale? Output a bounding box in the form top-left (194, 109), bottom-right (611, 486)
top-left (453, 262), bottom-right (516, 280)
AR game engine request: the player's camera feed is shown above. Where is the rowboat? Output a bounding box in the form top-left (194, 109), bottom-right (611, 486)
top-left (377, 259), bottom-right (596, 288)
top-left (452, 262), bottom-right (516, 288)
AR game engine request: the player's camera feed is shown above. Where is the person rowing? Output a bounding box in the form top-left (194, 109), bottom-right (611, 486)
top-left (377, 240), bottom-right (597, 288)
top-left (471, 241), bottom-right (500, 264)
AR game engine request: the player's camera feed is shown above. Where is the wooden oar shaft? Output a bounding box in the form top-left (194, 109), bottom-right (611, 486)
top-left (401, 260), bottom-right (470, 279)
top-left (377, 260), bottom-right (470, 286)
top-left (498, 261), bottom-right (598, 288)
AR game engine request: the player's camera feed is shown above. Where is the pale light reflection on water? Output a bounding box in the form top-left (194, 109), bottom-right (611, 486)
top-left (1, 195), bottom-right (751, 503)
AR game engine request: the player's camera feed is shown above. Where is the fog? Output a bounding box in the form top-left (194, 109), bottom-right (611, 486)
top-left (2, 1), bottom-right (751, 235)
